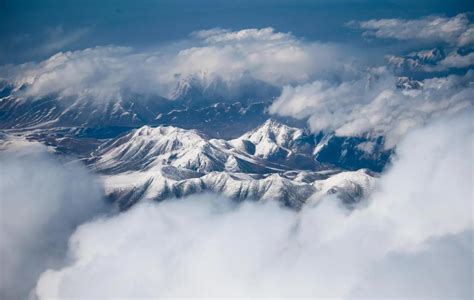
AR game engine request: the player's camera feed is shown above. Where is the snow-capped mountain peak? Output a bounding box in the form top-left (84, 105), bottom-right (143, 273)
top-left (239, 118), bottom-right (305, 146)
top-left (228, 119), bottom-right (321, 170)
top-left (93, 125), bottom-right (228, 173)
top-left (232, 119), bottom-right (306, 157)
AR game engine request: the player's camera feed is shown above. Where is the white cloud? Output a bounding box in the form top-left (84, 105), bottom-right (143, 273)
top-left (269, 69), bottom-right (473, 147)
top-left (0, 141), bottom-right (106, 299)
top-left (354, 13), bottom-right (474, 46)
top-left (2, 28), bottom-right (351, 102)
top-left (433, 51), bottom-right (474, 70)
top-left (192, 27), bottom-right (291, 43)
top-left (34, 113), bottom-right (473, 298)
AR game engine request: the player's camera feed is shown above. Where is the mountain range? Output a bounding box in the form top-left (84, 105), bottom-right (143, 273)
top-left (0, 76), bottom-right (392, 210)
top-left (88, 120), bottom-right (378, 210)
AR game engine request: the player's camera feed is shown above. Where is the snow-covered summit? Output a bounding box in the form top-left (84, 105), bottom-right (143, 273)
top-left (93, 125), bottom-right (227, 173)
top-left (234, 119), bottom-right (306, 156)
top-left (230, 119), bottom-right (319, 169)
top-left (313, 169), bottom-right (376, 205)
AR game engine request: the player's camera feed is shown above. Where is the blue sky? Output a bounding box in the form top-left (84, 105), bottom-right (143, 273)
top-left (1, 0), bottom-right (473, 64)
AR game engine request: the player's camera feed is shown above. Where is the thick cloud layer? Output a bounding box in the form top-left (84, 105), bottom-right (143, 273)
top-left (34, 113), bottom-right (473, 298)
top-left (2, 28), bottom-right (350, 102)
top-left (270, 69), bottom-right (473, 147)
top-left (0, 141), bottom-right (106, 299)
top-left (355, 13), bottom-right (474, 47)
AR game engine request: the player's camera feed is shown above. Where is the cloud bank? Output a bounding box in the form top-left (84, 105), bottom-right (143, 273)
top-left (34, 113), bottom-right (473, 298)
top-left (355, 13), bottom-right (474, 47)
top-left (2, 28), bottom-right (350, 102)
top-left (269, 69), bottom-right (473, 147)
top-left (0, 142), bottom-right (106, 299)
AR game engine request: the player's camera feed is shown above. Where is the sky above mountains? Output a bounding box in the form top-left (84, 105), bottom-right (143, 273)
top-left (1, 0), bottom-right (473, 64)
top-left (2, 2), bottom-right (473, 145)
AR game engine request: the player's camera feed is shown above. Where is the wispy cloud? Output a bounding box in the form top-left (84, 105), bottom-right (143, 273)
top-left (37, 26), bottom-right (90, 55)
top-left (352, 13), bottom-right (474, 47)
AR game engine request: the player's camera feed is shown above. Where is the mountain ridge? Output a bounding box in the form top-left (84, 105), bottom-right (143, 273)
top-left (89, 121), bottom-right (378, 210)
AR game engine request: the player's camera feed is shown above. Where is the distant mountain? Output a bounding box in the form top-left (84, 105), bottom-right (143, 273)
top-left (386, 48), bottom-right (446, 73)
top-left (0, 92), bottom-right (172, 129)
top-left (0, 75), bottom-right (279, 139)
top-left (1, 73), bottom-right (393, 175)
top-left (170, 72), bottom-right (280, 106)
top-left (386, 47), bottom-right (473, 76)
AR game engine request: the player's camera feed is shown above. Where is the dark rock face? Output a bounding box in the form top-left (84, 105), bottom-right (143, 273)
top-left (314, 135), bottom-right (392, 173)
